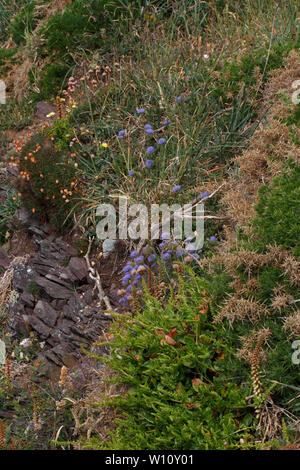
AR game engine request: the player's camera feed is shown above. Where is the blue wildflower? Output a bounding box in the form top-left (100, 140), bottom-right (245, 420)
top-left (147, 254), bottom-right (156, 263)
top-left (159, 241), bottom-right (167, 249)
top-left (158, 138), bottom-right (166, 145)
top-left (163, 120), bottom-right (170, 125)
top-left (172, 185), bottom-right (181, 192)
top-left (145, 124), bottom-right (152, 129)
top-left (210, 235), bottom-right (217, 243)
top-left (146, 128), bottom-right (154, 134)
top-left (163, 252), bottom-right (171, 260)
top-left (176, 249), bottom-right (184, 257)
top-left (135, 255), bottom-right (144, 264)
top-left (122, 274), bottom-right (131, 285)
top-left (175, 96), bottom-right (182, 102)
top-left (128, 170), bottom-right (134, 176)
top-left (137, 109), bottom-right (145, 114)
top-left (123, 264), bottom-right (132, 273)
top-left (146, 146), bottom-right (155, 154)
top-left (146, 159), bottom-right (153, 168)
top-left (130, 250), bottom-right (138, 258)
top-left (200, 191), bottom-right (210, 199)
top-left (160, 232), bottom-right (170, 239)
top-left (117, 129), bottom-right (125, 139)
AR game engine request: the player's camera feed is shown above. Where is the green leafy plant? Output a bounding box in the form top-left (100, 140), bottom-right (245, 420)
top-left (253, 162), bottom-right (300, 256)
top-left (81, 268), bottom-right (256, 450)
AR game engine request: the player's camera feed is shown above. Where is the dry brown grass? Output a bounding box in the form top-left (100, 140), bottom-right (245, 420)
top-left (283, 311), bottom-right (300, 338)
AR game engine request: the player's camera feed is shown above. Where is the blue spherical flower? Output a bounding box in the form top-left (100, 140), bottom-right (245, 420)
top-left (137, 109), bottom-right (145, 114)
top-left (146, 159), bottom-right (153, 168)
top-left (130, 250), bottom-right (138, 258)
top-left (159, 241), bottom-right (167, 249)
top-left (122, 274), bottom-right (131, 285)
top-left (163, 252), bottom-right (171, 260)
top-left (135, 255), bottom-right (144, 264)
top-left (128, 170), bottom-right (134, 176)
top-left (210, 235), bottom-right (217, 243)
top-left (146, 128), bottom-right (154, 134)
top-left (200, 191), bottom-right (210, 199)
top-left (146, 146), bottom-right (155, 154)
top-left (160, 232), bottom-right (170, 239)
top-left (186, 243), bottom-right (196, 252)
top-left (145, 124), bottom-right (152, 129)
top-left (172, 185), bottom-right (181, 192)
top-left (157, 138), bottom-right (166, 145)
top-left (163, 119), bottom-right (170, 125)
top-left (175, 96), bottom-right (182, 102)
top-left (126, 285), bottom-right (133, 292)
top-left (176, 249), bottom-right (184, 257)
top-left (123, 264), bottom-right (132, 273)
top-left (147, 254), bottom-right (157, 263)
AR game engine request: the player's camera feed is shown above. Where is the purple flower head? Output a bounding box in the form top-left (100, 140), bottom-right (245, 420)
top-left (137, 109), bottom-right (145, 114)
top-left (128, 170), bottom-right (134, 176)
top-left (123, 264), bottom-right (132, 273)
top-left (146, 146), bottom-right (155, 154)
top-left (126, 285), bottom-right (133, 293)
top-left (122, 274), bottom-right (131, 285)
top-left (130, 250), bottom-right (138, 258)
top-left (145, 124), bottom-right (152, 129)
top-left (146, 128), bottom-right (154, 134)
top-left (118, 129), bottom-right (125, 138)
top-left (210, 235), bottom-right (217, 243)
top-left (175, 96), bottom-right (182, 102)
top-left (158, 138), bottom-right (166, 145)
top-left (186, 243), bottom-right (196, 252)
top-left (142, 245), bottom-right (148, 253)
top-left (163, 252), bottom-right (171, 260)
top-left (160, 232), bottom-right (170, 239)
top-left (163, 120), bottom-right (170, 125)
top-left (147, 254), bottom-right (157, 263)
top-left (172, 185), bottom-right (181, 193)
top-left (193, 253), bottom-right (200, 259)
top-left (159, 241), bottom-right (167, 249)
top-left (134, 255), bottom-right (144, 264)
top-left (176, 249), bottom-right (184, 257)
top-left (200, 191), bottom-right (210, 200)
top-left (146, 159), bottom-right (153, 168)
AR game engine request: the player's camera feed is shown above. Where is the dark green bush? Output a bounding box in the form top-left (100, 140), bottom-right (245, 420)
top-left (253, 162), bottom-right (300, 256)
top-left (36, 63), bottom-right (71, 100)
top-left (84, 269), bottom-right (256, 450)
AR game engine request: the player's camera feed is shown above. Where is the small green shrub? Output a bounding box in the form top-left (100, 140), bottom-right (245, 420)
top-left (16, 133), bottom-right (81, 230)
top-left (253, 162), bottom-right (300, 256)
top-left (35, 63), bottom-right (71, 101)
top-left (0, 99), bottom-right (34, 130)
top-left (85, 269), bottom-right (255, 450)
top-left (8, 1), bottom-right (37, 45)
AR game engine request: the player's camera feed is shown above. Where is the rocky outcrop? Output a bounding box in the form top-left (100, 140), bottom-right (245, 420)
top-left (5, 212), bottom-right (115, 377)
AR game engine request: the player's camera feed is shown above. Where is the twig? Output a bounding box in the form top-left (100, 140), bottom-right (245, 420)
top-left (84, 237), bottom-right (113, 315)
